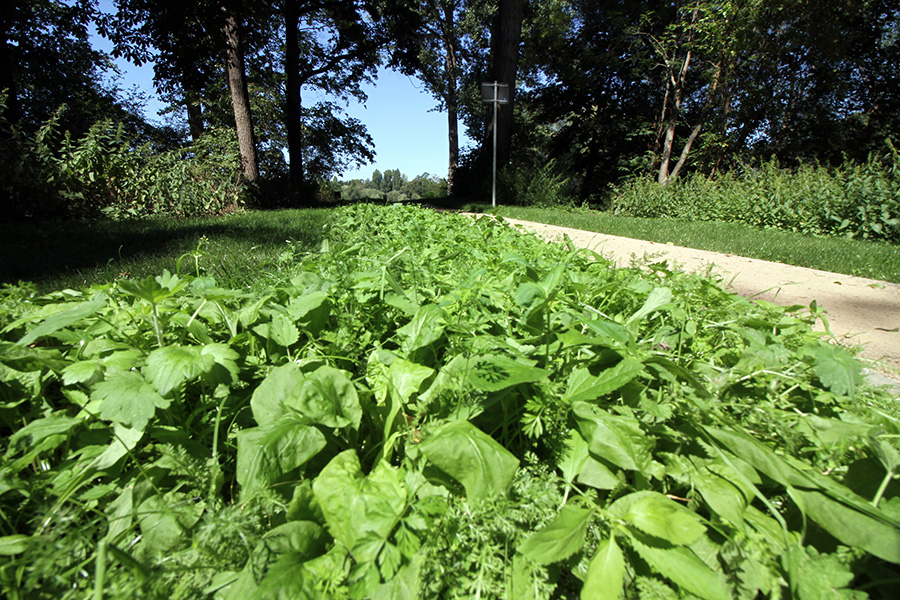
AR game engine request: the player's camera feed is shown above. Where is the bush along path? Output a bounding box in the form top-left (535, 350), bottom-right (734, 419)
top-left (1, 204), bottom-right (898, 599)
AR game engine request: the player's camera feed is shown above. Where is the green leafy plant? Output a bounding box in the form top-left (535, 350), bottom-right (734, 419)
top-left (1, 205), bottom-right (897, 599)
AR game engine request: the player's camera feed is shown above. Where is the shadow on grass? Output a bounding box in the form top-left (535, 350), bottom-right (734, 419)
top-left (0, 208), bottom-right (333, 290)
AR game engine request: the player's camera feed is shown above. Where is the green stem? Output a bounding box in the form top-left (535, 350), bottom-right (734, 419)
top-left (92, 539), bottom-right (107, 600)
top-left (872, 467), bottom-right (895, 508)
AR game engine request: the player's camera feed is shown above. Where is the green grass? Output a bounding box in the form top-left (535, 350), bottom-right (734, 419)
top-left (0, 208), bottom-right (333, 292)
top-left (485, 205), bottom-right (900, 283)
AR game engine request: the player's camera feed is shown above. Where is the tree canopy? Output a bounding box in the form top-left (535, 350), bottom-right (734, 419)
top-left (2, 0), bottom-right (897, 214)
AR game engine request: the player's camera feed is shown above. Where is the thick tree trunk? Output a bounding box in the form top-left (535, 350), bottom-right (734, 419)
top-left (490, 0), bottom-right (524, 170)
top-left (223, 11), bottom-right (258, 182)
top-left (284, 0), bottom-right (305, 199)
top-left (443, 3), bottom-right (459, 195)
top-left (181, 69), bottom-right (204, 142)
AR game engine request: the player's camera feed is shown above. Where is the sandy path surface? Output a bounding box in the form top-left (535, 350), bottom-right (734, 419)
top-left (495, 218), bottom-right (900, 383)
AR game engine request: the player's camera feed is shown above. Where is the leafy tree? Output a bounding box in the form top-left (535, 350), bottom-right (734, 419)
top-left (371, 168), bottom-right (383, 190)
top-left (381, 168), bottom-right (394, 192)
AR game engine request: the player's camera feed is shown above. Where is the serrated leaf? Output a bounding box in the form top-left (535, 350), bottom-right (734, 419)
top-left (610, 491), bottom-right (706, 545)
top-left (268, 313), bottom-right (300, 347)
top-left (61, 359), bottom-right (103, 384)
top-left (418, 420), bottom-right (519, 500)
top-left (631, 535), bottom-right (731, 600)
top-left (810, 344), bottom-right (862, 398)
top-left (582, 536), bottom-right (625, 599)
top-left (144, 345), bottom-right (214, 396)
top-left (518, 504), bottom-right (592, 565)
top-left (93, 371), bottom-right (169, 430)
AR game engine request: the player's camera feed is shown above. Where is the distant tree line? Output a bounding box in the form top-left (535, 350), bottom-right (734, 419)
top-left (337, 169), bottom-right (447, 202)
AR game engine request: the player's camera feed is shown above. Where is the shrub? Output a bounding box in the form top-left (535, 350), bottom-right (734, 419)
top-left (613, 143), bottom-right (900, 243)
top-left (500, 160), bottom-right (574, 208)
top-left (0, 104), bottom-right (247, 220)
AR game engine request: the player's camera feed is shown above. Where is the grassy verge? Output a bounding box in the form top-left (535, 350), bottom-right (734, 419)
top-left (0, 208), bottom-right (333, 292)
top-left (485, 205), bottom-right (900, 283)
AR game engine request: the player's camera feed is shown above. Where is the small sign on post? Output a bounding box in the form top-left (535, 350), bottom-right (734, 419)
top-left (481, 82), bottom-right (509, 208)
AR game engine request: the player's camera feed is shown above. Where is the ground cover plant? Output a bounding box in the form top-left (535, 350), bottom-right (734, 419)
top-left (1, 204), bottom-right (898, 598)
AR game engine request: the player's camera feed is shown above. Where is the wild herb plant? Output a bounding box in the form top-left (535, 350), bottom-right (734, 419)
top-left (614, 144), bottom-right (900, 244)
top-left (1, 205), bottom-right (898, 598)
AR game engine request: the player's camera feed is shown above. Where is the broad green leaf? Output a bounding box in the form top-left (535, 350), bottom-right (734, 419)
top-left (810, 344), bottom-right (862, 398)
top-left (518, 504), bottom-right (593, 565)
top-left (418, 420), bottom-right (519, 500)
top-left (312, 451), bottom-right (407, 564)
top-left (0, 534), bottom-right (30, 555)
top-left (198, 343), bottom-right (240, 385)
top-left (692, 467), bottom-right (748, 527)
top-left (515, 281), bottom-right (547, 309)
top-left (93, 371), bottom-right (169, 430)
top-left (16, 297), bottom-right (106, 346)
top-left (90, 424), bottom-right (144, 471)
top-left (631, 535), bottom-right (731, 600)
top-left (626, 287), bottom-right (673, 327)
top-left (573, 402), bottom-right (652, 472)
top-left (61, 359), bottom-right (102, 384)
top-left (559, 430), bottom-right (590, 486)
top-left (467, 354), bottom-right (549, 392)
top-left (582, 537), bottom-right (625, 600)
top-left (262, 521), bottom-right (328, 560)
top-left (118, 271), bottom-right (186, 304)
top-left (7, 415), bottom-right (79, 455)
top-left (398, 304), bottom-right (447, 354)
top-left (250, 363), bottom-right (362, 429)
top-left (136, 493), bottom-right (202, 554)
top-left (562, 359), bottom-right (645, 404)
top-left (287, 291), bottom-right (330, 335)
top-left (144, 345), bottom-right (214, 396)
top-left (610, 491), bottom-right (706, 545)
top-left (268, 313), bottom-right (300, 347)
top-left (784, 544), bottom-right (859, 600)
top-left (236, 416), bottom-right (327, 499)
top-left (791, 488), bottom-right (900, 564)
top-left (367, 351), bottom-right (435, 405)
top-left (251, 555), bottom-right (321, 600)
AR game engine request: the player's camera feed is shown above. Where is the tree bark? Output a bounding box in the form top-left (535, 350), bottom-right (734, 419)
top-left (284, 0), bottom-right (304, 198)
top-left (443, 3), bottom-right (459, 195)
top-left (490, 0), bottom-right (524, 170)
top-left (223, 11), bottom-right (258, 182)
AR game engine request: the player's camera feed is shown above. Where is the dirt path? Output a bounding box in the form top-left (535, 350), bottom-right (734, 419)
top-left (496, 218), bottom-right (900, 383)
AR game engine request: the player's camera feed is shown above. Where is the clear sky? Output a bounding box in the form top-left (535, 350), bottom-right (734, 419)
top-left (90, 6), bottom-right (464, 183)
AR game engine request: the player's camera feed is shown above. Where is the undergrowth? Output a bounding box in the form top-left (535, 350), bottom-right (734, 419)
top-left (1, 205), bottom-right (898, 599)
top-left (613, 143), bottom-right (900, 244)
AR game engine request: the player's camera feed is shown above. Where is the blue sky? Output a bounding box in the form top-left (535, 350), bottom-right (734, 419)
top-left (90, 6), bottom-right (464, 182)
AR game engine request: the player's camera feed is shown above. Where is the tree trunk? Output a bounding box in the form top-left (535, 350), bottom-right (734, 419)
top-left (284, 0), bottom-right (305, 200)
top-left (443, 3), bottom-right (459, 195)
top-left (490, 0), bottom-right (524, 170)
top-left (223, 11), bottom-right (258, 182)
top-left (181, 70), bottom-right (205, 142)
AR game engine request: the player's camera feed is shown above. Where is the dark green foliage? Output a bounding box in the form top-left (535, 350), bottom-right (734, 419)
top-left (0, 107), bottom-right (246, 220)
top-left (614, 146), bottom-right (900, 243)
top-left (1, 205), bottom-right (898, 598)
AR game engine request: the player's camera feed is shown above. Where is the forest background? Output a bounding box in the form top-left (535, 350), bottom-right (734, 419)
top-left (0, 0), bottom-right (898, 228)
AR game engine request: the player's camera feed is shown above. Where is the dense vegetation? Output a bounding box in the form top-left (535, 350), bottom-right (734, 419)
top-left (2, 205), bottom-right (898, 598)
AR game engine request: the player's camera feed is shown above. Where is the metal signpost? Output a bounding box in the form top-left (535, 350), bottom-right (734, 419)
top-left (481, 81), bottom-right (509, 208)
